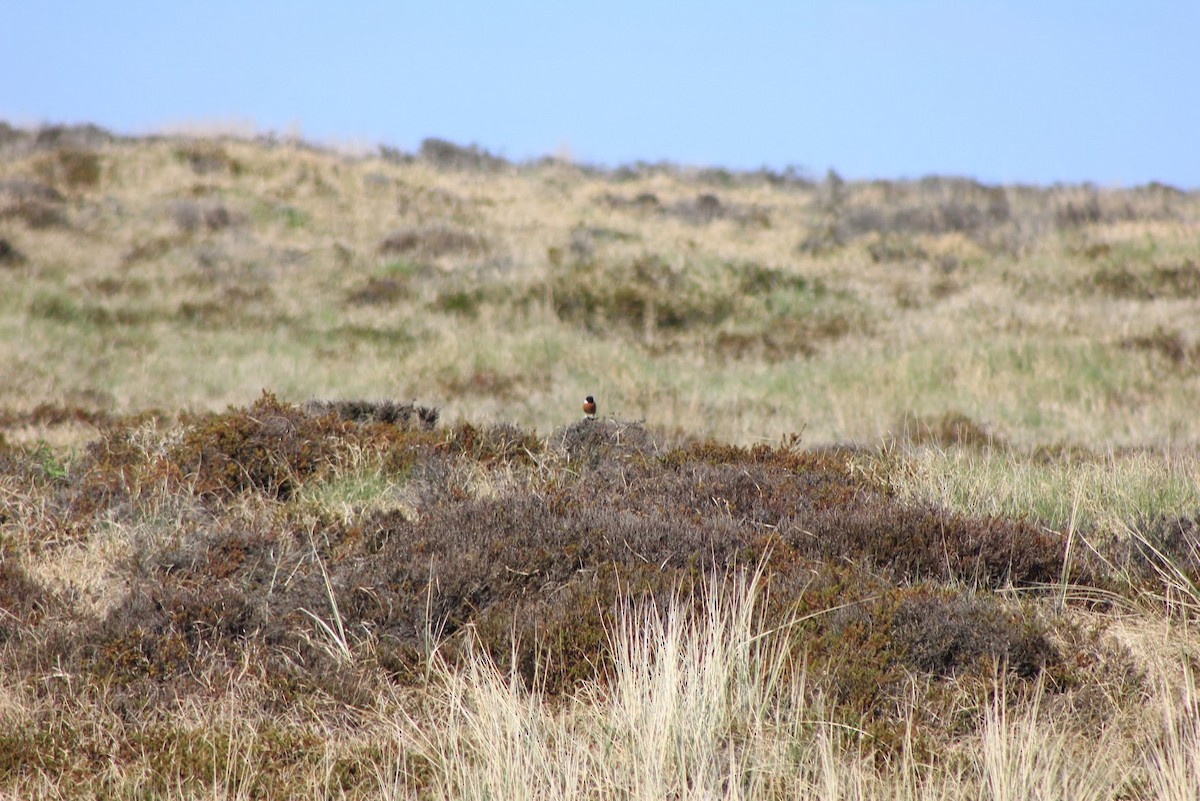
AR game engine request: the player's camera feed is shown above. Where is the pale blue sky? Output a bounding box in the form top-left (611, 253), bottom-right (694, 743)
top-left (2, 2), bottom-right (1197, 186)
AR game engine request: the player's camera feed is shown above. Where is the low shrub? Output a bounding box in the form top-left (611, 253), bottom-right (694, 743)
top-left (173, 142), bottom-right (243, 176)
top-left (798, 497), bottom-right (1076, 588)
top-left (888, 588), bottom-right (1058, 679)
top-left (793, 570), bottom-right (1072, 752)
top-left (345, 276), bottom-right (409, 306)
top-left (418, 138), bottom-right (508, 171)
top-left (833, 179), bottom-right (1011, 242)
top-left (598, 191), bottom-right (662, 215)
top-left (548, 255), bottom-right (734, 336)
top-left (867, 233), bottom-right (928, 263)
top-left (0, 190), bottom-right (67, 228)
top-left (35, 147), bottom-right (101, 189)
top-left (378, 225), bottom-right (488, 259)
top-left (167, 392), bottom-right (351, 500)
top-left (429, 287), bottom-right (486, 317)
top-left (551, 417), bottom-right (659, 466)
top-left (1091, 260), bottom-right (1200, 300)
top-left (1123, 511), bottom-right (1200, 584)
top-left (1121, 327), bottom-right (1200, 372)
top-left (0, 237), bottom-right (26, 267)
top-left (438, 421), bottom-right (543, 465)
top-left (32, 123), bottom-right (114, 150)
top-left (896, 410), bottom-right (1004, 449)
top-left (170, 199), bottom-right (240, 233)
top-left (0, 396), bottom-right (1129, 765)
top-left (301, 398), bottom-right (439, 430)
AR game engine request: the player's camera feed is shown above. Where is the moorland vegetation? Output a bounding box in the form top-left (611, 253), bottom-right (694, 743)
top-left (1, 123), bottom-right (1199, 798)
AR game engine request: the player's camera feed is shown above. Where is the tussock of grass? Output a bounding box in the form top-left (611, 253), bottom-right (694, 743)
top-left (394, 571), bottom-right (806, 799)
top-left (390, 572), bottom-right (1191, 800)
top-left (887, 444), bottom-right (1200, 539)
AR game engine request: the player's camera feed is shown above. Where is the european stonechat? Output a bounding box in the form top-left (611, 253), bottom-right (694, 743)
top-left (582, 395), bottom-right (597, 417)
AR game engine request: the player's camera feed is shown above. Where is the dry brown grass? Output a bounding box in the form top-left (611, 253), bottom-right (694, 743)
top-left (1, 125), bottom-right (1198, 448)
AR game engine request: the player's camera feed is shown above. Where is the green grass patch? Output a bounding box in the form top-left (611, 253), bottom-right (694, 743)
top-left (885, 445), bottom-right (1200, 537)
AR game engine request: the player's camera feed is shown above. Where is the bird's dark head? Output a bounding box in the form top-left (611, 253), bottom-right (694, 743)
top-left (585, 395), bottom-right (594, 404)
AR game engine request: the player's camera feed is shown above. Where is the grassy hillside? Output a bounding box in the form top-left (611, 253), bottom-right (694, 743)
top-left (2, 124), bottom-right (1199, 798)
top-left (2, 123), bottom-right (1198, 446)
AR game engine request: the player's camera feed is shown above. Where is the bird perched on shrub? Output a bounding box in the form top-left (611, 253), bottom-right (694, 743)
top-left (582, 395), bottom-right (597, 418)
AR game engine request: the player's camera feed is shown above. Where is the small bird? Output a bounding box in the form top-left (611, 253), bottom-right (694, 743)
top-left (582, 395), bottom-right (597, 418)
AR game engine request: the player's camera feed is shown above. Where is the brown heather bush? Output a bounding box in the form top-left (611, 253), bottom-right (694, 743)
top-left (32, 123), bottom-right (115, 151)
top-left (888, 588), bottom-right (1058, 679)
top-left (62, 426), bottom-right (172, 534)
top-left (598, 190), bottom-right (662, 215)
top-left (0, 403), bottom-right (121, 431)
top-left (1, 392), bottom-right (1168, 784)
top-left (169, 198), bottom-right (241, 233)
top-left (418, 137), bottom-right (508, 171)
top-left (1090, 259), bottom-right (1200, 300)
top-left (787, 566), bottom-right (1084, 753)
top-left (805, 498), bottom-right (1077, 588)
top-left (1122, 326), bottom-right (1200, 373)
top-left (345, 275), bottom-right (409, 306)
top-left (1120, 511), bottom-right (1200, 584)
top-left (548, 254), bottom-right (735, 336)
top-left (166, 394), bottom-right (440, 501)
top-left (0, 178), bottom-right (68, 228)
top-left (896, 410), bottom-right (1005, 449)
top-left (438, 420), bottom-right (543, 465)
top-left (167, 396), bottom-right (336, 500)
top-left (173, 141), bottom-right (244, 176)
top-left (50, 394), bottom-right (431, 531)
top-left (301, 398), bottom-right (439, 430)
top-left (551, 417), bottom-right (659, 465)
top-left (40, 396), bottom-right (433, 534)
top-left (0, 412), bottom-right (163, 546)
top-left (33, 147), bottom-right (102, 190)
top-left (828, 178), bottom-right (1011, 245)
top-left (377, 224), bottom-right (489, 259)
top-left (86, 574), bottom-right (249, 688)
top-left (0, 236), bottom-right (25, 266)
top-left (309, 430), bottom-right (1087, 707)
top-left (341, 489), bottom-right (761, 693)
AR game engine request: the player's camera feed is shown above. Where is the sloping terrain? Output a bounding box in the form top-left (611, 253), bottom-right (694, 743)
top-left (1, 125), bottom-right (1199, 798)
